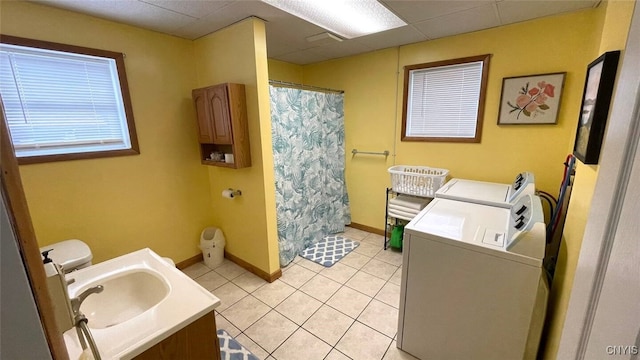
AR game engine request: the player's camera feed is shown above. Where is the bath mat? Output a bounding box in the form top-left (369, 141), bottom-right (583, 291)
top-left (217, 329), bottom-right (260, 360)
top-left (300, 235), bottom-right (360, 267)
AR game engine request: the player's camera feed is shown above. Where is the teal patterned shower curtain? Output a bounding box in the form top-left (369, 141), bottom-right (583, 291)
top-left (269, 86), bottom-right (351, 266)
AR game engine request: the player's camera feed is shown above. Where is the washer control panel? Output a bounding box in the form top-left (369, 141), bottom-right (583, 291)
top-left (507, 194), bottom-right (544, 249)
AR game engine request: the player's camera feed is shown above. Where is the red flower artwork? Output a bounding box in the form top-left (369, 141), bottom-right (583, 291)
top-left (507, 81), bottom-right (556, 119)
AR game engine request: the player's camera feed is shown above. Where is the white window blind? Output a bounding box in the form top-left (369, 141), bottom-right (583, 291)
top-left (0, 43), bottom-right (132, 158)
top-left (406, 61), bottom-right (483, 139)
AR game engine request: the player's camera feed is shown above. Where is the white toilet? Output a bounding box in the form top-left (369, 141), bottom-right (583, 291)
top-left (40, 239), bottom-right (93, 273)
top-left (41, 239), bottom-right (175, 272)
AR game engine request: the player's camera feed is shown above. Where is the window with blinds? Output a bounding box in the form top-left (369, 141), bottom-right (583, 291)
top-left (0, 36), bottom-right (138, 164)
top-left (402, 54), bottom-right (490, 143)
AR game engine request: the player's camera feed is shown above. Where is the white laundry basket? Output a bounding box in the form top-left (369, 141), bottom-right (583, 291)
top-left (388, 165), bottom-right (449, 197)
top-left (199, 227), bottom-right (225, 269)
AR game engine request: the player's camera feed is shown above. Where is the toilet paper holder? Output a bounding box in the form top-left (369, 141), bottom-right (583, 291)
top-left (223, 188), bottom-right (242, 198)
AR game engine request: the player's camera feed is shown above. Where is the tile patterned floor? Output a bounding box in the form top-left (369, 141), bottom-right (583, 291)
top-left (182, 226), bottom-right (418, 360)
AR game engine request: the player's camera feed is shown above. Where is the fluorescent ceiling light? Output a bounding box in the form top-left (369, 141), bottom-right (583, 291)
top-left (261, 0), bottom-right (407, 39)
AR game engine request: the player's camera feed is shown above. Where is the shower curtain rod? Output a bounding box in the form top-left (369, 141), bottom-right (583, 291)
top-left (269, 80), bottom-right (344, 94)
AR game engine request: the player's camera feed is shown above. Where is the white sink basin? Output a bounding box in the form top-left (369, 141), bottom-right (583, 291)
top-left (63, 248), bottom-right (220, 359)
top-left (80, 269), bottom-right (169, 329)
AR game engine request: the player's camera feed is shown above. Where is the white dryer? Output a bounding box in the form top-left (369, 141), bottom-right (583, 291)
top-left (397, 194), bottom-right (548, 360)
top-left (435, 171), bottom-right (535, 208)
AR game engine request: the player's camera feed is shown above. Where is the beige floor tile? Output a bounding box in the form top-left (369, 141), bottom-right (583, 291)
top-left (279, 263), bottom-right (316, 288)
top-left (302, 305), bottom-right (354, 346)
top-left (383, 341), bottom-right (419, 360)
top-left (319, 263), bottom-right (357, 284)
top-left (212, 282), bottom-right (248, 312)
top-left (375, 282), bottom-right (401, 309)
top-left (353, 242), bottom-right (381, 258)
top-left (245, 310), bottom-right (298, 353)
top-left (357, 299), bottom-right (399, 338)
top-left (296, 257), bottom-right (326, 273)
top-left (181, 262), bottom-right (211, 279)
top-left (215, 260), bottom-right (247, 280)
top-left (252, 279), bottom-right (296, 307)
top-left (389, 267), bottom-right (402, 286)
top-left (345, 271), bottom-right (386, 297)
top-left (235, 333), bottom-right (270, 359)
top-left (214, 314), bottom-right (240, 338)
top-left (336, 322), bottom-right (392, 360)
top-left (272, 328), bottom-right (332, 360)
top-left (275, 290), bottom-right (322, 325)
top-left (344, 227), bottom-right (369, 240)
top-left (221, 295), bottom-right (270, 331)
top-left (361, 233), bottom-right (385, 246)
top-left (232, 272), bottom-right (267, 293)
top-left (194, 270), bottom-right (228, 291)
top-left (361, 259), bottom-right (398, 281)
top-left (299, 274), bottom-right (342, 302)
top-left (375, 248), bottom-right (404, 267)
top-left (326, 286), bottom-right (372, 319)
top-left (339, 251), bottom-right (371, 270)
top-left (325, 349), bottom-right (351, 360)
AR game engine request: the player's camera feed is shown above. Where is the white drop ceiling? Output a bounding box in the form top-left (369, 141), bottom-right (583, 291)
top-left (29, 0), bottom-right (600, 65)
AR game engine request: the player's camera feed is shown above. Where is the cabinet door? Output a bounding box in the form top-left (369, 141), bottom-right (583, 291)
top-left (207, 85), bottom-right (233, 145)
top-left (192, 88), bottom-right (214, 144)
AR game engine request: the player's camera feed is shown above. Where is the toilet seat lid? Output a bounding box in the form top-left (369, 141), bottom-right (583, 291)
top-left (41, 239), bottom-right (93, 270)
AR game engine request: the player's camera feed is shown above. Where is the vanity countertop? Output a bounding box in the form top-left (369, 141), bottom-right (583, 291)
top-left (62, 248), bottom-right (220, 359)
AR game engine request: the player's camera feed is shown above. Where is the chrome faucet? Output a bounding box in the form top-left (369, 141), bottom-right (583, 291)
top-left (71, 285), bottom-right (104, 360)
top-left (71, 285), bottom-right (104, 315)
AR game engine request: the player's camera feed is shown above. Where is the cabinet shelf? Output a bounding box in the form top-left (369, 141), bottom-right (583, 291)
top-left (384, 188), bottom-right (432, 250)
top-left (192, 83), bottom-right (251, 169)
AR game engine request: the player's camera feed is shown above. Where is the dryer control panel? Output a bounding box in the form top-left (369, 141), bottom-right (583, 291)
top-left (508, 172), bottom-right (536, 203)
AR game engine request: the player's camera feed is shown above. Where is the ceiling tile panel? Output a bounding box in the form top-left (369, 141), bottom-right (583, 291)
top-left (497, 0), bottom-right (597, 25)
top-left (139, 0), bottom-right (234, 19)
top-left (413, 3), bottom-right (501, 39)
top-left (33, 0), bottom-right (196, 33)
top-left (353, 25), bottom-right (428, 51)
top-left (382, 0), bottom-right (494, 23)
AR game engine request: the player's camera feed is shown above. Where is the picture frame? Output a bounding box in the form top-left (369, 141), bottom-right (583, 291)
top-left (498, 72), bottom-right (566, 125)
top-left (573, 50), bottom-right (621, 165)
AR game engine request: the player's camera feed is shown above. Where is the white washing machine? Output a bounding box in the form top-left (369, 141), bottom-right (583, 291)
top-left (397, 194), bottom-right (548, 360)
top-left (435, 171), bottom-right (535, 208)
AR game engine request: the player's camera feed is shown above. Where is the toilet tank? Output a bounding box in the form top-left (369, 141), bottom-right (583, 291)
top-left (40, 239), bottom-right (93, 273)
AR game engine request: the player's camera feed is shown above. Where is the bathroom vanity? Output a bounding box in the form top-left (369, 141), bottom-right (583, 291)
top-left (61, 249), bottom-right (221, 359)
top-left (134, 311), bottom-right (219, 360)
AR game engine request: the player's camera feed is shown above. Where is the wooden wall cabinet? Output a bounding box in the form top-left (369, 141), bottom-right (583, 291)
top-left (192, 83), bottom-right (251, 168)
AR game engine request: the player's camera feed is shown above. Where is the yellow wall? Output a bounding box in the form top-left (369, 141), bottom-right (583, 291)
top-left (194, 18), bottom-right (279, 275)
top-left (267, 59), bottom-right (303, 84)
top-left (0, 1), bottom-right (213, 264)
top-left (302, 10), bottom-right (603, 229)
top-left (543, 1), bottom-right (635, 358)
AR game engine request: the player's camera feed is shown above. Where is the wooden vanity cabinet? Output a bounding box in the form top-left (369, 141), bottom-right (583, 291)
top-left (192, 83), bottom-right (251, 169)
top-left (134, 311), bottom-right (220, 360)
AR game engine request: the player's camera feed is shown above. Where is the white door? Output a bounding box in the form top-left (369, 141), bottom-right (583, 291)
top-left (558, 1), bottom-right (640, 359)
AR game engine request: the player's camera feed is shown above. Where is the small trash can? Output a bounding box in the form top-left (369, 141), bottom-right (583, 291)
top-left (199, 227), bottom-right (225, 269)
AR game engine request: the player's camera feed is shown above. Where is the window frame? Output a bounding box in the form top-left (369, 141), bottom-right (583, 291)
top-left (401, 54), bottom-right (491, 143)
top-left (0, 35), bottom-right (139, 165)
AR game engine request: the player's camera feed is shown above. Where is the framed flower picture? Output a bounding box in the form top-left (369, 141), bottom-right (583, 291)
top-left (573, 51), bottom-right (620, 165)
top-left (498, 72), bottom-right (566, 125)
